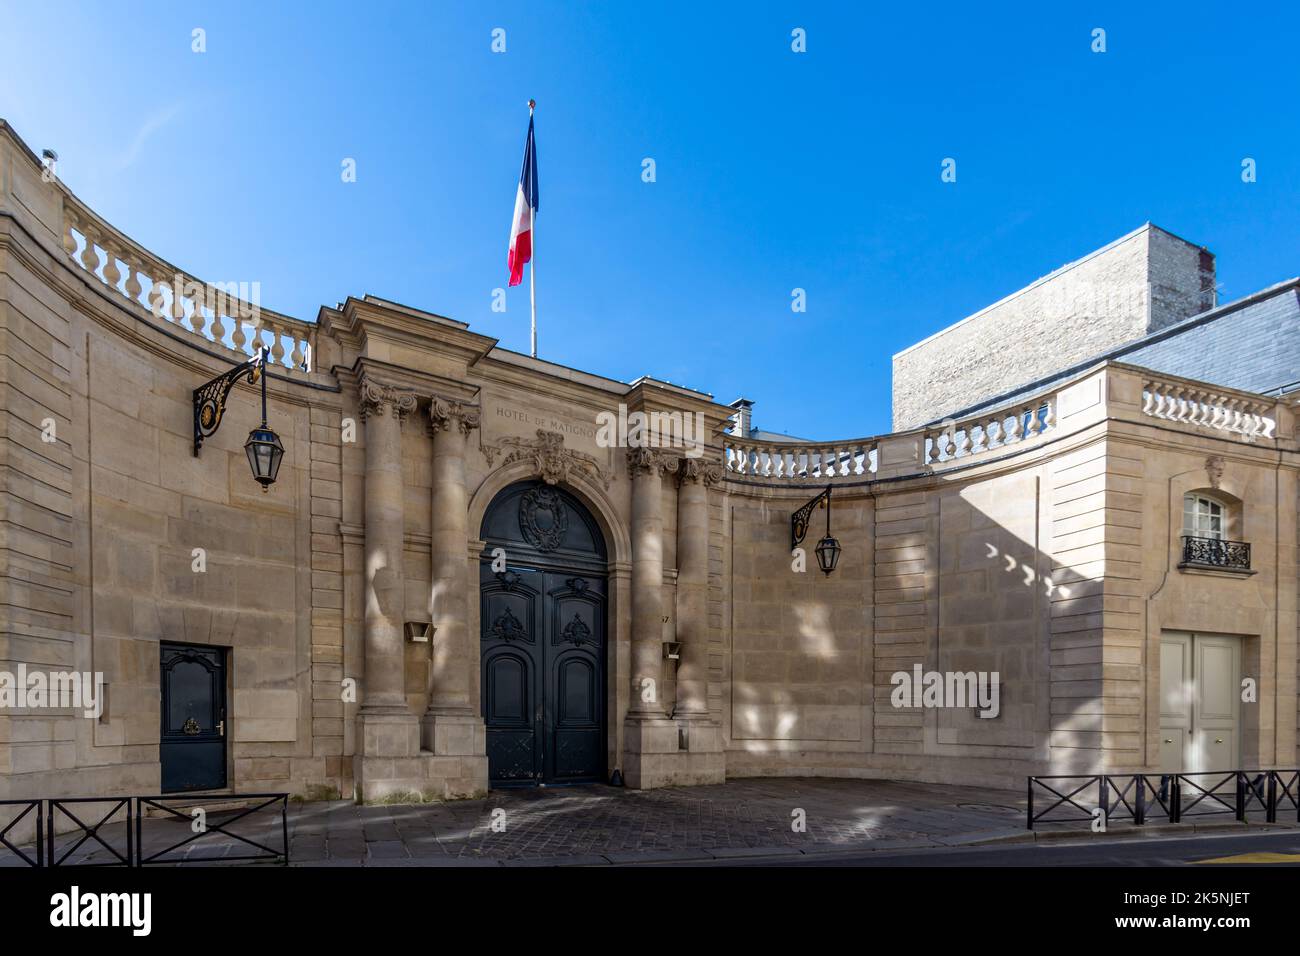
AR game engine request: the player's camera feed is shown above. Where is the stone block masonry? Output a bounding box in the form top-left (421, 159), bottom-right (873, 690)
top-left (892, 224), bottom-right (1216, 430)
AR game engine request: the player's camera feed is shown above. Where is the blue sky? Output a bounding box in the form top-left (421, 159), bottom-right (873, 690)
top-left (2, 1), bottom-right (1296, 439)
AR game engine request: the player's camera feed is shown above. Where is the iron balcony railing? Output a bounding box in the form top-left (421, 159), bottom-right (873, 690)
top-left (1180, 535), bottom-right (1251, 571)
top-left (1027, 770), bottom-right (1299, 829)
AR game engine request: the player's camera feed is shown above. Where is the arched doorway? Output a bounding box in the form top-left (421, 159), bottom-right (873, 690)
top-left (479, 479), bottom-right (608, 786)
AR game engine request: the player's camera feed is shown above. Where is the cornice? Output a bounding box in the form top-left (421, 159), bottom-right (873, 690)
top-left (345, 357), bottom-right (480, 407)
top-left (334, 296), bottom-right (498, 368)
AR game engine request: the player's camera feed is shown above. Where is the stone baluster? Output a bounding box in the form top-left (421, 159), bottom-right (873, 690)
top-left (1003, 413), bottom-right (1018, 445)
top-left (102, 243), bottom-right (122, 292)
top-left (79, 224), bottom-right (101, 274)
top-left (269, 322), bottom-right (287, 368)
top-left (169, 273), bottom-right (186, 326)
top-left (230, 313), bottom-right (248, 355)
top-left (61, 211), bottom-right (78, 257)
top-left (124, 255), bottom-right (143, 304)
top-left (189, 286), bottom-right (208, 337)
top-left (146, 270), bottom-right (167, 320)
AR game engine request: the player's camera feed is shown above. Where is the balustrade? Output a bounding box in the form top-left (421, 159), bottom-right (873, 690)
top-left (1142, 379), bottom-right (1275, 441)
top-left (61, 197), bottom-right (314, 374)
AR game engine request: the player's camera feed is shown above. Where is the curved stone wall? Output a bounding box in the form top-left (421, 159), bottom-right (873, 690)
top-left (1, 119), bottom-right (1296, 806)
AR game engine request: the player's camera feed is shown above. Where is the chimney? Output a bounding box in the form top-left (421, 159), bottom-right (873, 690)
top-left (1198, 248), bottom-right (1217, 312)
top-left (728, 398), bottom-right (753, 437)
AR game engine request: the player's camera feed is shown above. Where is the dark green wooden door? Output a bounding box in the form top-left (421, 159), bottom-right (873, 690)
top-left (160, 642), bottom-right (227, 792)
top-left (479, 481), bottom-right (607, 786)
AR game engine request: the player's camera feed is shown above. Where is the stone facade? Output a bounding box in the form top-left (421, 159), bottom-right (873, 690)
top-left (892, 224), bottom-right (1217, 430)
top-left (1, 120), bottom-right (1297, 811)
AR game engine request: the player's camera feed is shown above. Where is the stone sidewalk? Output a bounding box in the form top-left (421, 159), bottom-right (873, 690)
top-left (288, 777), bottom-right (1028, 865)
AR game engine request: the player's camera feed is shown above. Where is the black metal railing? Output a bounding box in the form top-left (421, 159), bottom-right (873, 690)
top-left (1180, 535), bottom-right (1251, 571)
top-left (1028, 770), bottom-right (1300, 829)
top-left (0, 800), bottom-right (43, 867)
top-left (48, 798), bottom-right (133, 867)
top-left (0, 793), bottom-right (288, 866)
top-left (136, 793), bottom-right (288, 866)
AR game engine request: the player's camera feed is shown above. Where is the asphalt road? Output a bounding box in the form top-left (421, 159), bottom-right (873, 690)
top-left (725, 829), bottom-right (1300, 866)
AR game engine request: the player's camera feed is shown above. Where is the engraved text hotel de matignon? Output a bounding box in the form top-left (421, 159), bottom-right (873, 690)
top-left (495, 403), bottom-right (597, 441)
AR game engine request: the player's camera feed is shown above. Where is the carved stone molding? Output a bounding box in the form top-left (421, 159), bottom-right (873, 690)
top-left (482, 429), bottom-right (612, 488)
top-left (428, 396), bottom-right (481, 437)
top-left (626, 446), bottom-right (675, 479)
top-left (358, 377), bottom-right (418, 423)
top-left (1205, 455), bottom-right (1226, 490)
top-left (675, 457), bottom-right (723, 488)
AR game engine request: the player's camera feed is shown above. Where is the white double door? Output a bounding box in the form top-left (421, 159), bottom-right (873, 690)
top-left (1159, 632), bottom-right (1241, 773)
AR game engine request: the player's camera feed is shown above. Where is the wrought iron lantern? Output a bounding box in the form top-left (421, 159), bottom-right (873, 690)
top-left (815, 530), bottom-right (841, 576)
top-left (194, 347), bottom-right (284, 492)
top-left (791, 484), bottom-right (841, 576)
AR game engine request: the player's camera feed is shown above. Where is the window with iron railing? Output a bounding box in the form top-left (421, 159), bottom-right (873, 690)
top-left (1180, 494), bottom-right (1250, 572)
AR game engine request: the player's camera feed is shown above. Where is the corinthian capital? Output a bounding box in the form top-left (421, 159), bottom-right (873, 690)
top-left (676, 457), bottom-right (723, 487)
top-left (428, 397), bottom-right (481, 437)
top-left (626, 446), bottom-right (673, 478)
top-left (358, 378), bottom-right (418, 423)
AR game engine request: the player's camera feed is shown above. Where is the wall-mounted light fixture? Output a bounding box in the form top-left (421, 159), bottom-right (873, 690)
top-left (405, 621), bottom-right (434, 644)
top-left (193, 347), bottom-right (284, 492)
top-left (791, 484), bottom-right (841, 576)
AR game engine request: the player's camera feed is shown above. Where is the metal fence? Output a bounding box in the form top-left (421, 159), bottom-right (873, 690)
top-left (1027, 770), bottom-right (1300, 829)
top-left (0, 793), bottom-right (288, 867)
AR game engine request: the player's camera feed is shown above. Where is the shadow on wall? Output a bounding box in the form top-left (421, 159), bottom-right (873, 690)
top-left (728, 476), bottom-right (1119, 784)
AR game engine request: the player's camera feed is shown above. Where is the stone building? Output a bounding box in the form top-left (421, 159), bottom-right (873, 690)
top-left (0, 119), bottom-right (1297, 806)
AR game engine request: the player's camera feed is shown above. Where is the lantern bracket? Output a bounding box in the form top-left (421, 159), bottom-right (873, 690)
top-left (194, 348), bottom-right (266, 456)
top-left (791, 484), bottom-right (833, 553)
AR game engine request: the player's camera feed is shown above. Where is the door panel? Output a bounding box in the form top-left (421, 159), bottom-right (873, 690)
top-left (545, 575), bottom-right (604, 782)
top-left (481, 568), bottom-right (544, 785)
top-left (1159, 631), bottom-right (1241, 772)
top-left (1159, 635), bottom-right (1191, 773)
top-left (160, 642), bottom-right (227, 792)
top-left (1195, 636), bottom-right (1240, 771)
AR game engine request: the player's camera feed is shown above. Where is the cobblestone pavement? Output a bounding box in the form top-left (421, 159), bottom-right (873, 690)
top-left (1, 778), bottom-right (1031, 867)
top-left (290, 777), bottom-right (1027, 865)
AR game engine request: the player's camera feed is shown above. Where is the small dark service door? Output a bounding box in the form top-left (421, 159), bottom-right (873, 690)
top-left (160, 642), bottom-right (227, 792)
top-left (480, 565), bottom-right (606, 785)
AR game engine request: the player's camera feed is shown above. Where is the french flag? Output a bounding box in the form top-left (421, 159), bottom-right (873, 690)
top-left (507, 114), bottom-right (538, 287)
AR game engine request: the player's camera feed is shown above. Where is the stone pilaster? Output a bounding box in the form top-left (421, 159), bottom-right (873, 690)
top-left (354, 377), bottom-right (423, 799)
top-left (674, 457), bottom-right (721, 718)
top-left (626, 447), bottom-right (671, 718)
top-left (420, 397), bottom-right (488, 796)
top-left (623, 449), bottom-right (726, 788)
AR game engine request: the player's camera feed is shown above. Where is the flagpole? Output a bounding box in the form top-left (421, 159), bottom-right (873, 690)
top-left (528, 99), bottom-right (537, 358)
